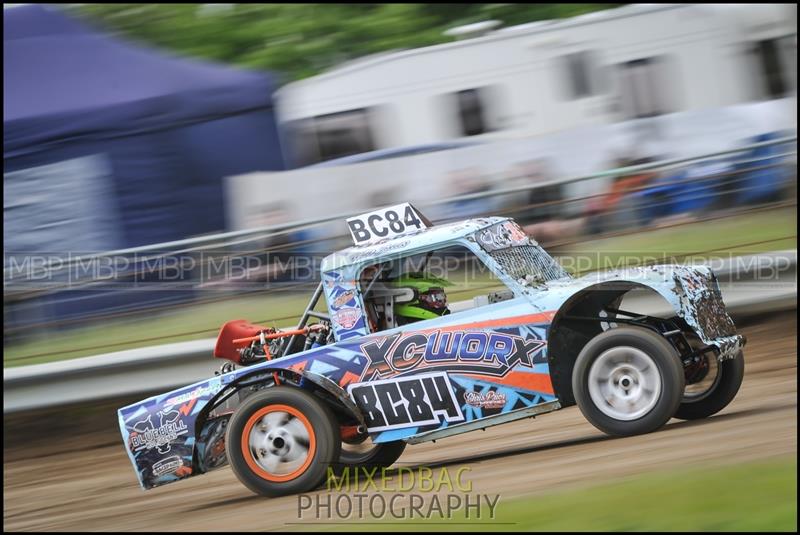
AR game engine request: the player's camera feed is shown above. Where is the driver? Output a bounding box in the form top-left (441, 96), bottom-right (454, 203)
top-left (387, 274), bottom-right (451, 326)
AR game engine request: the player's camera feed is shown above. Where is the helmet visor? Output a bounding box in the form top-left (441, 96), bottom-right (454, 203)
top-left (418, 287), bottom-right (447, 310)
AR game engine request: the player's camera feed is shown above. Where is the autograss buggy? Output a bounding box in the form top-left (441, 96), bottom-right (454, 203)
top-left (119, 203), bottom-right (746, 496)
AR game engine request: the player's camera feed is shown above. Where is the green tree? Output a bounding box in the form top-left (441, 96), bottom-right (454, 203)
top-left (69, 3), bottom-right (623, 83)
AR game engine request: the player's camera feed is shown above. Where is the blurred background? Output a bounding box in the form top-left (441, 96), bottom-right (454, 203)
top-left (3, 3), bottom-right (796, 364)
top-left (3, 4), bottom-right (797, 532)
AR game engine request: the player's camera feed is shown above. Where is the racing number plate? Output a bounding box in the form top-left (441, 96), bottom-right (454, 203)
top-left (346, 203), bottom-right (430, 246)
top-left (347, 371), bottom-right (464, 432)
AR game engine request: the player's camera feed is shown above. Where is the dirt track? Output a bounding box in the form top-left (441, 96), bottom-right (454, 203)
top-left (4, 313), bottom-right (797, 532)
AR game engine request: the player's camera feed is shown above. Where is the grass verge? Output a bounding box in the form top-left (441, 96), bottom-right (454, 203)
top-left (329, 457), bottom-right (797, 532)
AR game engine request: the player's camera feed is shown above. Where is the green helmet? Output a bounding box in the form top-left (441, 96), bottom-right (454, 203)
top-left (387, 274), bottom-right (452, 323)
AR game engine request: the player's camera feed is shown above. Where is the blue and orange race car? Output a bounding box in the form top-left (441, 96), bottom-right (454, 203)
top-left (119, 203), bottom-right (745, 496)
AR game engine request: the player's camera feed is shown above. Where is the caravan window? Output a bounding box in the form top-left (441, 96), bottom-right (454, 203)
top-left (455, 88), bottom-right (491, 136)
top-left (285, 109), bottom-right (377, 167)
top-left (315, 108), bottom-right (376, 162)
top-left (284, 118), bottom-right (320, 168)
top-left (753, 38), bottom-right (795, 99)
top-left (616, 57), bottom-right (673, 119)
top-left (563, 51), bottom-right (600, 99)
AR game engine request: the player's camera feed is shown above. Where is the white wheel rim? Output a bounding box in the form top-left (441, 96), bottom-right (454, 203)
top-left (248, 411), bottom-right (311, 476)
top-left (587, 346), bottom-right (662, 421)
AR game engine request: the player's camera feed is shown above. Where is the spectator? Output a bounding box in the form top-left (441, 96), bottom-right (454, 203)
top-left (586, 156), bottom-right (658, 234)
top-left (514, 158), bottom-right (564, 225)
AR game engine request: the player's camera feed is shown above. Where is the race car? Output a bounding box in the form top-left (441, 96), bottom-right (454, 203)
top-left (119, 203), bottom-right (746, 496)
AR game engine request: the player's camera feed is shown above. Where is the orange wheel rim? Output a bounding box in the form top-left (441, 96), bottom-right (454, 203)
top-left (240, 404), bottom-right (316, 482)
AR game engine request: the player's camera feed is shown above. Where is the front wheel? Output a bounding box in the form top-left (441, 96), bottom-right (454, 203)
top-left (572, 327), bottom-right (685, 437)
top-left (674, 351), bottom-right (744, 420)
top-left (226, 387), bottom-right (341, 497)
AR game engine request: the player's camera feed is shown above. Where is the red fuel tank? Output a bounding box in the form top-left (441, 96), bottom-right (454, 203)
top-left (213, 320), bottom-right (272, 364)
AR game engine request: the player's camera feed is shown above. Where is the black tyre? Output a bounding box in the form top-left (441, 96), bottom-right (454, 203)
top-left (334, 437), bottom-right (406, 475)
top-left (226, 387), bottom-right (341, 497)
top-left (572, 326), bottom-right (685, 436)
top-left (674, 351), bottom-right (744, 420)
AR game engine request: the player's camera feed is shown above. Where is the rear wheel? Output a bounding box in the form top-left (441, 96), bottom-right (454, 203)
top-left (336, 433), bottom-right (406, 475)
top-left (226, 387), bottom-right (341, 496)
top-left (674, 351), bottom-right (744, 420)
top-left (572, 327), bottom-right (685, 436)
